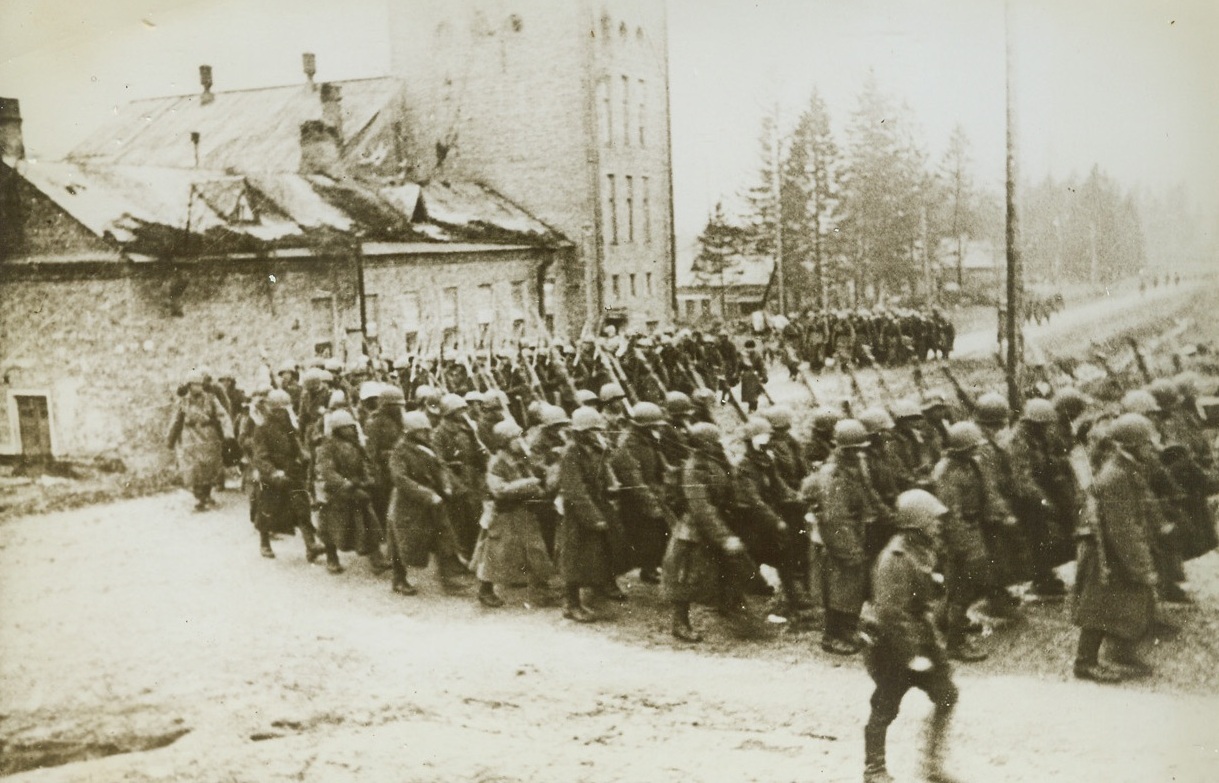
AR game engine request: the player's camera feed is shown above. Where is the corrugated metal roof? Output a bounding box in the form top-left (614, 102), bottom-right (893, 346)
top-left (67, 77), bottom-right (404, 173)
top-left (12, 159), bottom-right (559, 257)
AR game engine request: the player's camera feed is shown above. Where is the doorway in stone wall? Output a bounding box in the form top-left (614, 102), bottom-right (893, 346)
top-left (14, 394), bottom-right (52, 471)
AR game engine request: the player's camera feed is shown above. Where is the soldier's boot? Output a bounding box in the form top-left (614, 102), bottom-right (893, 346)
top-left (300, 520), bottom-right (325, 563)
top-left (365, 546), bottom-right (392, 574)
top-left (1073, 628), bottom-right (1122, 683)
top-left (324, 543), bottom-right (343, 575)
top-left (1108, 638), bottom-right (1153, 679)
top-left (562, 585), bottom-right (596, 623)
top-left (259, 530), bottom-right (275, 559)
top-left (862, 724), bottom-right (893, 783)
top-left (921, 707), bottom-right (963, 783)
top-left (477, 580), bottom-right (505, 608)
top-left (670, 602), bottom-right (703, 643)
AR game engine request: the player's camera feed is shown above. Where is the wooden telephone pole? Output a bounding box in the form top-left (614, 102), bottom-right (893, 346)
top-left (1004, 0), bottom-right (1023, 412)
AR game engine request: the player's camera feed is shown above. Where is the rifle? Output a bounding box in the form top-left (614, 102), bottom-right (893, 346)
top-left (911, 364), bottom-right (930, 398)
top-left (939, 363), bottom-right (977, 415)
top-left (718, 375), bottom-right (749, 422)
top-left (861, 346), bottom-right (896, 401)
top-left (1126, 337), bottom-right (1154, 384)
top-left (633, 346), bottom-right (670, 397)
top-left (596, 344), bottom-right (638, 406)
top-left (843, 362), bottom-right (869, 409)
top-left (796, 368), bottom-right (821, 406)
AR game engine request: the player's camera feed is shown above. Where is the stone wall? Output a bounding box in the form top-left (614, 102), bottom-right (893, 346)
top-left (0, 246), bottom-right (554, 474)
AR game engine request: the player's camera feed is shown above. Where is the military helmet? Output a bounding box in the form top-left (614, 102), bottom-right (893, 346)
top-left (379, 385), bottom-right (407, 406)
top-left (539, 404), bottom-right (572, 427)
top-left (439, 393), bottom-right (468, 417)
top-left (575, 389), bottom-right (599, 406)
top-left (1052, 387), bottom-right (1090, 420)
top-left (1022, 398), bottom-right (1056, 424)
top-left (359, 381), bottom-right (383, 402)
top-left (761, 405), bottom-right (794, 431)
top-left (921, 391), bottom-right (949, 413)
top-left (327, 390), bottom-right (347, 409)
top-left (276, 360), bottom-right (297, 376)
top-left (323, 358), bottom-right (343, 373)
top-left (1120, 389), bottom-right (1160, 415)
top-left (1173, 371), bottom-right (1201, 398)
top-left (1147, 378), bottom-right (1180, 409)
top-left (265, 389), bottom-right (293, 409)
top-left (833, 419), bottom-right (869, 448)
top-left (687, 422), bottom-right (722, 450)
top-left (464, 390), bottom-right (484, 405)
top-left (945, 421), bottom-right (986, 452)
top-left (743, 416), bottom-right (773, 440)
top-left (1107, 412), bottom-right (1157, 447)
top-left (890, 398), bottom-right (922, 420)
top-left (974, 392), bottom-right (1009, 426)
top-left (482, 389), bottom-right (509, 410)
top-left (414, 384), bottom-right (440, 405)
top-left (571, 407), bottom-right (607, 432)
top-left (599, 383), bottom-right (627, 404)
top-left (691, 387), bottom-right (716, 405)
top-left (402, 411), bottom-right (432, 433)
top-left (492, 419), bottom-right (524, 446)
top-left (812, 405), bottom-right (843, 431)
top-left (895, 489), bottom-right (949, 533)
top-left (664, 391), bottom-right (693, 416)
top-left (858, 407), bottom-right (895, 434)
top-left (327, 409), bottom-right (357, 431)
top-left (630, 401), bottom-right (665, 426)
top-left (185, 369), bottom-right (205, 386)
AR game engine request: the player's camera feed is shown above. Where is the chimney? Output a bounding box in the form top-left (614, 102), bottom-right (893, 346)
top-left (319, 82), bottom-right (343, 139)
top-left (0, 97), bottom-right (24, 160)
top-left (299, 120), bottom-right (344, 179)
top-left (199, 64), bottom-right (215, 105)
top-left (302, 52), bottom-right (317, 91)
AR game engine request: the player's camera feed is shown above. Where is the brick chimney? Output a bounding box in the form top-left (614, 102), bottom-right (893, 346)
top-left (299, 120), bottom-right (343, 178)
top-left (199, 64), bottom-right (215, 105)
top-left (302, 52), bottom-right (317, 91)
top-left (0, 97), bottom-right (24, 159)
top-left (319, 82), bottom-right (343, 139)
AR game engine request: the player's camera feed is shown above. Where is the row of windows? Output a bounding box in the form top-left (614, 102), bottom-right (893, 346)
top-left (609, 271), bottom-right (654, 301)
top-left (604, 173), bottom-right (652, 245)
top-left (597, 15), bottom-right (645, 43)
top-left (597, 75), bottom-right (646, 148)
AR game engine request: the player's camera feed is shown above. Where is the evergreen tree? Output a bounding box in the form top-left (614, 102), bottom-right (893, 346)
top-left (785, 88), bottom-right (840, 311)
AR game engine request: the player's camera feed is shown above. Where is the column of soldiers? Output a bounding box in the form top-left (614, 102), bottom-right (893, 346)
top-left (172, 327), bottom-right (1215, 779)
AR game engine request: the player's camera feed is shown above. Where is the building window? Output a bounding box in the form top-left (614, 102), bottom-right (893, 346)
top-left (476, 283), bottom-right (494, 327)
top-left (638, 79), bottom-right (646, 146)
top-left (511, 280), bottom-right (527, 310)
top-left (619, 21), bottom-right (627, 38)
top-left (621, 75), bottom-right (630, 146)
top-left (601, 14), bottom-right (611, 38)
top-left (701, 299), bottom-right (712, 316)
top-left (642, 176), bottom-right (651, 243)
top-left (311, 294), bottom-right (335, 356)
top-left (364, 293), bottom-right (380, 340)
top-left (509, 14), bottom-right (523, 32)
top-left (685, 299), bottom-right (695, 319)
top-left (625, 175), bottom-right (634, 243)
top-left (606, 174), bottom-right (618, 245)
top-left (611, 274), bottom-right (621, 300)
top-left (441, 286), bottom-right (458, 329)
top-left (645, 272), bottom-right (653, 295)
top-left (629, 273), bottom-right (637, 297)
top-left (597, 78), bottom-right (611, 147)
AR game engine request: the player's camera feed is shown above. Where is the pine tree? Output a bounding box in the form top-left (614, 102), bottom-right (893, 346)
top-left (938, 124), bottom-right (976, 288)
top-left (694, 202), bottom-right (749, 317)
top-left (784, 88), bottom-right (840, 311)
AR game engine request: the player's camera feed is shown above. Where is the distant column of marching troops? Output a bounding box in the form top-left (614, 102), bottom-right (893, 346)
top-left (169, 329), bottom-right (1216, 783)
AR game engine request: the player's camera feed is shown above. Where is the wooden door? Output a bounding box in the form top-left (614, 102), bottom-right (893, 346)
top-left (15, 395), bottom-right (52, 460)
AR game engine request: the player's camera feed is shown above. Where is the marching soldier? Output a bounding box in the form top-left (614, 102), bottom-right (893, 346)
top-left (385, 411), bottom-right (468, 596)
top-left (168, 369), bottom-right (234, 512)
top-left (250, 389), bottom-right (322, 561)
top-left (662, 422), bottom-right (756, 642)
top-left (804, 405), bottom-right (842, 469)
top-left (1073, 414), bottom-right (1160, 682)
top-left (527, 403), bottom-right (571, 556)
top-left (970, 392), bottom-right (1027, 619)
top-left (434, 393), bottom-right (490, 561)
top-left (313, 409), bottom-right (376, 575)
top-left (860, 490), bottom-right (962, 783)
top-left (611, 402), bottom-right (674, 584)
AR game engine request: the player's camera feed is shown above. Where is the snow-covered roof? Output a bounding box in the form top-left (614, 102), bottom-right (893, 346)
top-left (676, 238), bottom-right (773, 289)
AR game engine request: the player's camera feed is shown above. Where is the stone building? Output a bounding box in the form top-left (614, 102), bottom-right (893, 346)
top-left (0, 88), bottom-right (566, 472)
top-left (389, 0), bottom-right (677, 332)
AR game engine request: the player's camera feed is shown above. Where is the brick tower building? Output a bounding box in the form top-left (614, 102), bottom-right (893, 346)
top-left (388, 0), bottom-right (675, 335)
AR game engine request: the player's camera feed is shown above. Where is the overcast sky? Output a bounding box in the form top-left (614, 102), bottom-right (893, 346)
top-left (2, 0), bottom-right (1216, 243)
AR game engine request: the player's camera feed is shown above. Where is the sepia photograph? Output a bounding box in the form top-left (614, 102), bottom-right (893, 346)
top-left (1, 0), bottom-right (1217, 780)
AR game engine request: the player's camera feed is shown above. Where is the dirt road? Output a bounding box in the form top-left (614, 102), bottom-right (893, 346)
top-left (1, 489), bottom-right (1218, 782)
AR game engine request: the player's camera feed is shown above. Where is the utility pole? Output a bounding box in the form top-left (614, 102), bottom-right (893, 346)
top-left (1004, 0), bottom-right (1023, 412)
top-left (773, 105), bottom-right (785, 315)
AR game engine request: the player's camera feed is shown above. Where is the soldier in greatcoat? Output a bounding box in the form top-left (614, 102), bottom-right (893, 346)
top-left (433, 393), bottom-right (490, 561)
top-left (168, 369), bottom-right (234, 511)
top-left (313, 409), bottom-right (376, 574)
top-left (472, 419), bottom-right (555, 608)
top-left (610, 402), bottom-right (674, 584)
top-left (249, 389), bottom-right (322, 561)
top-left (385, 411), bottom-right (467, 596)
top-left (1072, 414), bottom-right (1160, 683)
top-left (662, 422), bottom-right (755, 642)
top-left (557, 407), bottom-right (625, 622)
